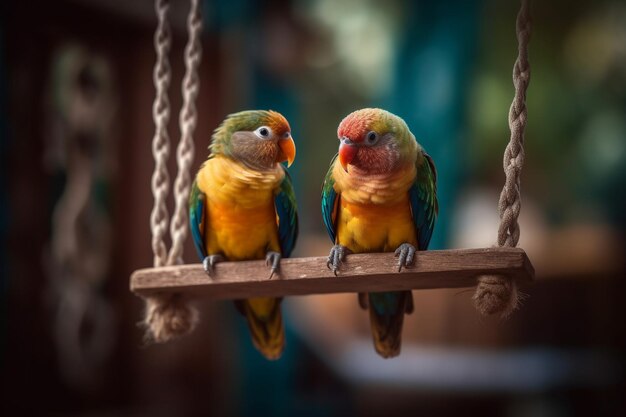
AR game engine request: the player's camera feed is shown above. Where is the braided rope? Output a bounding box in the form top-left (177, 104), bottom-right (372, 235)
top-left (497, 0), bottom-right (531, 248)
top-left (144, 0), bottom-right (201, 343)
top-left (149, 0), bottom-right (172, 268)
top-left (167, 0), bottom-right (203, 265)
top-left (474, 0), bottom-right (531, 318)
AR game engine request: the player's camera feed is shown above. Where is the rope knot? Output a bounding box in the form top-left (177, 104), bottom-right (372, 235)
top-left (473, 275), bottom-right (520, 318)
top-left (474, 0), bottom-right (530, 318)
top-left (143, 294), bottom-right (199, 343)
top-left (144, 0), bottom-right (203, 342)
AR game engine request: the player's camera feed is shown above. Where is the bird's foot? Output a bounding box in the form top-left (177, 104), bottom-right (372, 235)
top-left (203, 254), bottom-right (225, 276)
top-left (326, 244), bottom-right (350, 276)
top-left (265, 251), bottom-right (281, 279)
top-left (394, 243), bottom-right (416, 272)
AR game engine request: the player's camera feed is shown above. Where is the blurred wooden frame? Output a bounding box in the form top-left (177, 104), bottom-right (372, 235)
top-left (130, 247), bottom-right (534, 300)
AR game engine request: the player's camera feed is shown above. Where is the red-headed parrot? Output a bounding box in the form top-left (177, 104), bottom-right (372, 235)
top-left (321, 108), bottom-right (438, 358)
top-left (189, 110), bottom-right (298, 360)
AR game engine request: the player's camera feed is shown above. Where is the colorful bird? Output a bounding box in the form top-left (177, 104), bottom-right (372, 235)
top-left (189, 110), bottom-right (298, 360)
top-left (321, 108), bottom-right (438, 358)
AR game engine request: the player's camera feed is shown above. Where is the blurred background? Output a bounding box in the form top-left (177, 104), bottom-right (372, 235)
top-left (1, 0), bottom-right (625, 416)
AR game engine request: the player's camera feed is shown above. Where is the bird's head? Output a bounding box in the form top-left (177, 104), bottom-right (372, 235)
top-left (336, 108), bottom-right (415, 174)
top-left (210, 110), bottom-right (296, 170)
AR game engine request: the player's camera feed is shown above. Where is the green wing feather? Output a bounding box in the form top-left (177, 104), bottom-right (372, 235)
top-left (189, 179), bottom-right (207, 261)
top-left (408, 151), bottom-right (438, 250)
top-left (321, 154), bottom-right (339, 243)
top-left (275, 167), bottom-right (298, 257)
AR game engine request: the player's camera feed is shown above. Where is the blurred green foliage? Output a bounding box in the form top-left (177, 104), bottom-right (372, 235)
top-left (469, 0), bottom-right (626, 230)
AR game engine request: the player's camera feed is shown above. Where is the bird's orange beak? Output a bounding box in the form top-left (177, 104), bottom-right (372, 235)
top-left (278, 135), bottom-right (296, 167)
top-left (338, 140), bottom-right (357, 172)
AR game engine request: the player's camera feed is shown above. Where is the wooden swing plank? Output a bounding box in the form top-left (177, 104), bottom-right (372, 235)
top-left (130, 247), bottom-right (534, 300)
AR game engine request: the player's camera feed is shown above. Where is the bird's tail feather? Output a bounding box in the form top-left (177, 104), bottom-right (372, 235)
top-left (368, 290), bottom-right (413, 358)
top-left (235, 297), bottom-right (285, 360)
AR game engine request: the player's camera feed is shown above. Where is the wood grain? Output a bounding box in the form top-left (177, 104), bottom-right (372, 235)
top-left (130, 247), bottom-right (534, 300)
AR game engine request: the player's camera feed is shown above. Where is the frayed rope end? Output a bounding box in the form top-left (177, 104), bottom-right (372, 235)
top-left (141, 294), bottom-right (199, 344)
top-left (473, 275), bottom-right (524, 319)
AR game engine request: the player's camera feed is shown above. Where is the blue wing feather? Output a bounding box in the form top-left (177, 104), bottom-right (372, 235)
top-left (408, 151), bottom-right (438, 251)
top-left (275, 168), bottom-right (299, 257)
top-left (321, 154), bottom-right (339, 243)
top-left (189, 179), bottom-right (208, 261)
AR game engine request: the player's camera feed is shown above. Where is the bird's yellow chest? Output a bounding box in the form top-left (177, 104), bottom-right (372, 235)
top-left (337, 199), bottom-right (416, 252)
top-left (197, 156), bottom-right (283, 260)
top-left (333, 162), bottom-right (417, 252)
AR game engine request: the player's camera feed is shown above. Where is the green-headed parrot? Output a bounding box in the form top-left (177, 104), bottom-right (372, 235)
top-left (189, 110), bottom-right (298, 360)
top-left (321, 108), bottom-right (438, 358)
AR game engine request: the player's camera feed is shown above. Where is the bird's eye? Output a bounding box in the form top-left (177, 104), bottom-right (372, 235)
top-left (365, 131), bottom-right (379, 145)
top-left (255, 126), bottom-right (272, 139)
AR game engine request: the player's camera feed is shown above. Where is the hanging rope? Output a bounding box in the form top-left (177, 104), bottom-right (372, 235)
top-left (168, 0), bottom-right (203, 266)
top-left (149, 0), bottom-right (172, 268)
top-left (144, 0), bottom-right (202, 342)
top-left (46, 46), bottom-right (116, 386)
top-left (474, 0), bottom-right (531, 318)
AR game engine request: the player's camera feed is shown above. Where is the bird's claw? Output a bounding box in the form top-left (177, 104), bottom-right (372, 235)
top-left (394, 243), bottom-right (416, 272)
top-left (203, 254), bottom-right (225, 276)
top-left (327, 244), bottom-right (350, 276)
top-left (265, 251), bottom-right (281, 279)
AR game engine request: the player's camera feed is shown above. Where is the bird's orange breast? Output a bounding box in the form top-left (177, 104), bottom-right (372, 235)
top-left (336, 198), bottom-right (416, 252)
top-left (197, 155), bottom-right (283, 260)
top-left (333, 161), bottom-right (417, 252)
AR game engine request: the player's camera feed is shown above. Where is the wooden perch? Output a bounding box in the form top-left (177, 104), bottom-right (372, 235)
top-left (130, 247), bottom-right (534, 300)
